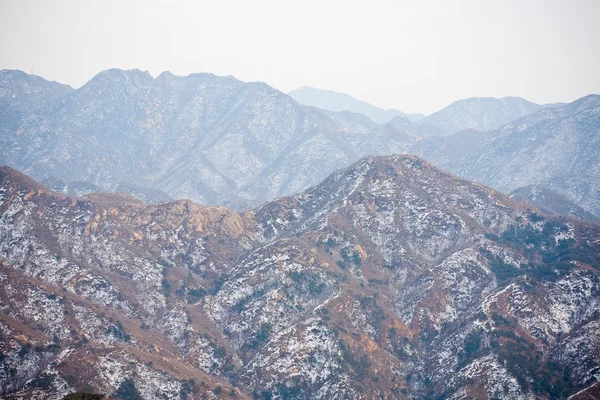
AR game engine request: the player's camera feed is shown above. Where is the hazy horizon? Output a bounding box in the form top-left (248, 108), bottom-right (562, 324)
top-left (1, 0), bottom-right (599, 114)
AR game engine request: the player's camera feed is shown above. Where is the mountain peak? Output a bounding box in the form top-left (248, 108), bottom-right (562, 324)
top-left (317, 154), bottom-right (516, 205)
top-left (96, 67), bottom-right (152, 79)
top-left (567, 93), bottom-right (600, 114)
top-left (0, 69), bottom-right (74, 99)
top-left (83, 68), bottom-right (154, 91)
top-left (256, 153), bottom-right (525, 246)
top-left (417, 96), bottom-right (543, 134)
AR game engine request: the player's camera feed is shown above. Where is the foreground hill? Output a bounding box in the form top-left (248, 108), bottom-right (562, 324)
top-left (1, 155), bottom-right (599, 399)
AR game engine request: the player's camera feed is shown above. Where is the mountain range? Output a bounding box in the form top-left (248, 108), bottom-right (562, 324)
top-left (289, 86), bottom-right (558, 136)
top-left (2, 155), bottom-right (600, 399)
top-left (0, 69), bottom-right (419, 208)
top-left (1, 69), bottom-right (598, 221)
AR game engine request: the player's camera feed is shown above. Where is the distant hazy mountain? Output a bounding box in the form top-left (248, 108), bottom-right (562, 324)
top-left (418, 95), bottom-right (600, 217)
top-left (510, 184), bottom-right (599, 221)
top-left (288, 87), bottom-right (550, 137)
top-left (0, 69), bottom-right (416, 208)
top-left (114, 182), bottom-right (174, 203)
top-left (289, 86), bottom-right (425, 123)
top-left (0, 70), bottom-right (73, 138)
top-left (387, 115), bottom-right (445, 137)
top-left (40, 176), bottom-right (104, 197)
top-left (417, 96), bottom-right (546, 134)
top-left (40, 176), bottom-right (173, 203)
top-left (0, 69), bottom-right (73, 115)
top-left (1, 69), bottom-right (598, 219)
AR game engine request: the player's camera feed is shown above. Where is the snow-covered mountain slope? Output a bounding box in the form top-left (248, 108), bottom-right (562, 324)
top-left (289, 86), bottom-right (425, 123)
top-left (1, 156), bottom-right (599, 399)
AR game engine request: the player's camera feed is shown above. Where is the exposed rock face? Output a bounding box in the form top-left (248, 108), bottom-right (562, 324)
top-left (1, 155), bottom-right (599, 399)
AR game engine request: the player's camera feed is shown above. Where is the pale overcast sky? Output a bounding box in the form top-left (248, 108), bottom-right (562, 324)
top-left (1, 0), bottom-right (599, 114)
